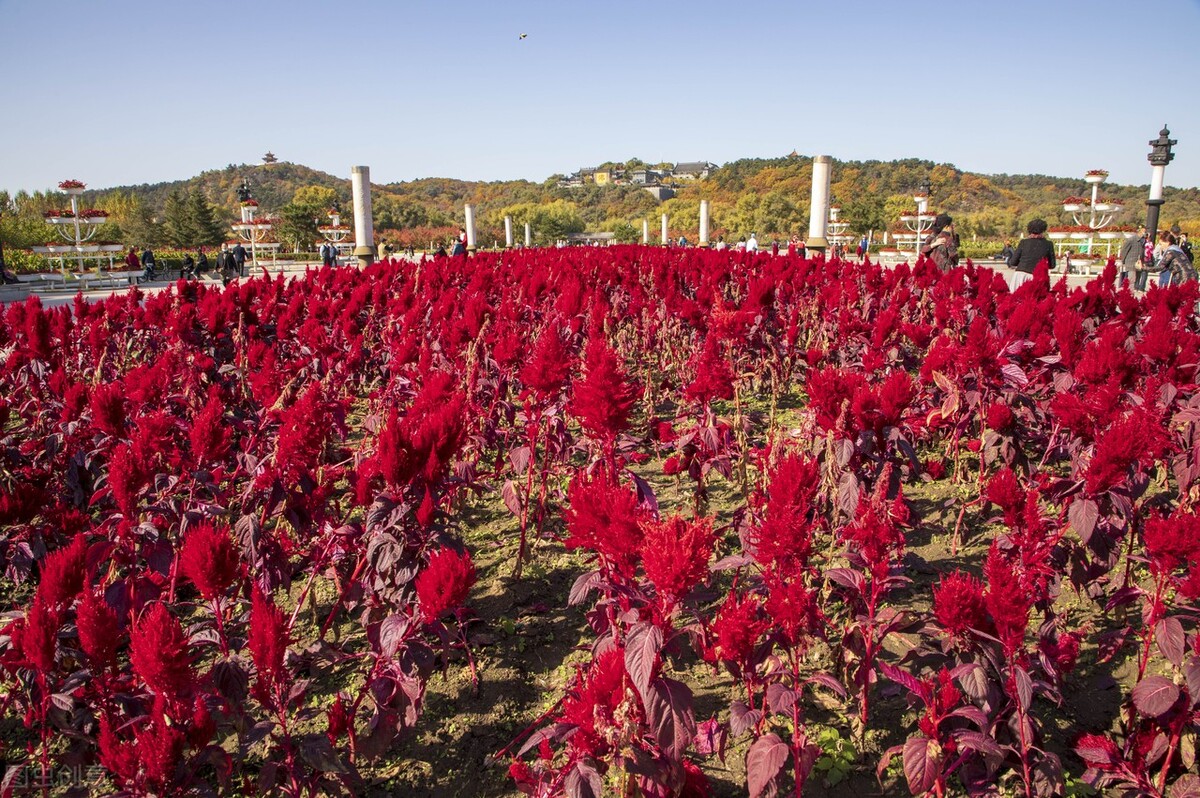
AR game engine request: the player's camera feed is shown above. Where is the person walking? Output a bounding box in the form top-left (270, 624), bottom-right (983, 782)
top-left (232, 242), bottom-right (247, 276)
top-left (195, 247), bottom-right (209, 277)
top-left (1117, 226), bottom-right (1147, 290)
top-left (920, 214), bottom-right (958, 273)
top-left (746, 232), bottom-right (759, 253)
top-left (1006, 218), bottom-right (1055, 291)
top-left (320, 241), bottom-right (335, 268)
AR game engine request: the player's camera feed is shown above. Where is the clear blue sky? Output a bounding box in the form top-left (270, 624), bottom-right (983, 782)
top-left (2, 0), bottom-right (1197, 193)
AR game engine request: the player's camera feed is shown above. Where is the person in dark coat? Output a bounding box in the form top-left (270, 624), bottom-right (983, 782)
top-left (919, 213), bottom-right (958, 273)
top-left (1007, 218), bottom-right (1055, 291)
top-left (232, 243), bottom-right (247, 276)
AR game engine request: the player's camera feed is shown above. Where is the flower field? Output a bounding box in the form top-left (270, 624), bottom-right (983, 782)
top-left (1, 247), bottom-right (1199, 797)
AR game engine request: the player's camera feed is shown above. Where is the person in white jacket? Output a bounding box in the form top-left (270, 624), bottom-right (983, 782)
top-left (746, 232), bottom-right (758, 252)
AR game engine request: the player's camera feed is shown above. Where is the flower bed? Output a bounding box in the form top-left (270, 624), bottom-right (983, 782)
top-left (0, 248), bottom-right (1197, 797)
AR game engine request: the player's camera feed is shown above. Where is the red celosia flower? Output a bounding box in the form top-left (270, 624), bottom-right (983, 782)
top-left (76, 588), bottom-right (120, 670)
top-left (134, 697), bottom-right (186, 792)
top-left (840, 499), bottom-right (904, 582)
top-left (21, 598), bottom-right (59, 671)
top-left (249, 586), bottom-right (289, 702)
top-left (983, 545), bottom-right (1030, 657)
top-left (986, 402), bottom-right (1014, 432)
top-left (806, 366), bottom-right (868, 433)
top-left (663, 455), bottom-right (684, 475)
top-left (35, 533), bottom-right (88, 610)
top-left (520, 322), bottom-right (573, 397)
top-left (985, 468), bottom-right (1025, 525)
top-left (1040, 631), bottom-right (1081, 676)
top-left (877, 371), bottom-right (915, 428)
top-left (764, 574), bottom-right (821, 650)
top-left (189, 389), bottom-right (230, 464)
top-left (268, 382), bottom-right (333, 485)
top-left (98, 714), bottom-right (139, 787)
top-left (179, 522), bottom-right (241, 601)
top-left (1085, 409), bottom-right (1171, 494)
top-left (753, 453), bottom-right (820, 573)
top-left (563, 470), bottom-right (644, 576)
top-left (415, 547), bottom-right (477, 622)
top-left (1143, 511), bottom-right (1200, 577)
top-left (90, 381), bottom-right (127, 437)
top-left (710, 591), bottom-right (767, 669)
top-left (685, 337), bottom-right (735, 405)
top-left (640, 514), bottom-right (716, 603)
top-left (129, 603), bottom-right (194, 699)
top-left (570, 338), bottom-right (638, 442)
top-left (326, 693), bottom-right (352, 744)
top-left (188, 695), bottom-right (216, 749)
top-left (924, 458), bottom-right (947, 479)
top-left (932, 572), bottom-right (988, 640)
top-left (560, 648), bottom-right (631, 757)
top-left (107, 442), bottom-right (145, 517)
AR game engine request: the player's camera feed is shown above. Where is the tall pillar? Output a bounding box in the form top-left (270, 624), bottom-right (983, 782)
top-left (642, 218), bottom-right (649, 244)
top-left (806, 155), bottom-right (832, 254)
top-left (699, 200), bottom-right (710, 247)
top-left (661, 213), bottom-right (669, 245)
top-left (524, 222), bottom-right (532, 247)
top-left (504, 216), bottom-right (514, 248)
top-left (350, 165), bottom-right (376, 266)
top-left (464, 204), bottom-right (477, 252)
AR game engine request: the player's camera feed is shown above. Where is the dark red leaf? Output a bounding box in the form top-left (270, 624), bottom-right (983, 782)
top-left (645, 677), bottom-right (695, 758)
top-left (1068, 498), bottom-right (1099, 543)
top-left (1132, 675), bottom-right (1180, 718)
top-left (1156, 617), bottom-right (1186, 667)
top-left (747, 732), bottom-right (789, 798)
top-left (624, 622), bottom-right (664, 704)
top-left (902, 735), bottom-right (943, 795)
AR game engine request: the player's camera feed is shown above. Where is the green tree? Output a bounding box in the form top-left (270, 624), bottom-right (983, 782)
top-left (275, 186), bottom-right (339, 251)
top-left (186, 189), bottom-right (227, 246)
top-left (500, 200), bottom-right (584, 244)
top-left (162, 188), bottom-right (196, 247)
top-left (122, 197), bottom-right (165, 247)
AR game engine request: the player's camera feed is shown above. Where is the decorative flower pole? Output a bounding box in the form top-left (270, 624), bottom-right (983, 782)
top-left (317, 200), bottom-right (353, 263)
top-left (32, 180), bottom-right (123, 277)
top-left (230, 179), bottom-right (273, 270)
top-left (827, 204), bottom-right (851, 251)
top-left (1055, 169), bottom-right (1124, 271)
top-left (898, 177), bottom-right (936, 258)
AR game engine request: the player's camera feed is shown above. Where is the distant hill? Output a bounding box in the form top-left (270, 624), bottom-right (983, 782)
top-left (6, 157), bottom-right (1199, 253)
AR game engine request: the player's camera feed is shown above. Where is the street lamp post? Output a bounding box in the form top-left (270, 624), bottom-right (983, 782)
top-left (1145, 125), bottom-right (1176, 248)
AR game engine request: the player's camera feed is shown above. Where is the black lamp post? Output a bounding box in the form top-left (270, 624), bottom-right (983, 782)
top-left (1145, 125), bottom-right (1176, 247)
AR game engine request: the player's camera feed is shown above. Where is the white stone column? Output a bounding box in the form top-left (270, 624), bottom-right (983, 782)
top-left (699, 200), bottom-right (710, 247)
top-left (642, 218), bottom-right (649, 244)
top-left (464, 204), bottom-right (477, 251)
top-left (504, 216), bottom-right (514, 248)
top-left (524, 222), bottom-right (532, 247)
top-left (806, 155), bottom-right (832, 253)
top-left (661, 213), bottom-right (669, 245)
top-left (351, 165), bottom-right (375, 265)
